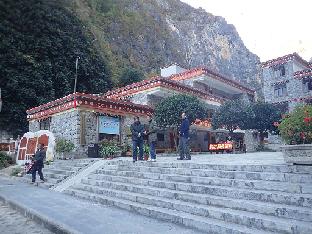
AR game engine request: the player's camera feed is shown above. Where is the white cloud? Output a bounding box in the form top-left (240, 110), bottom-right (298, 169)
top-left (180, 0), bottom-right (312, 62)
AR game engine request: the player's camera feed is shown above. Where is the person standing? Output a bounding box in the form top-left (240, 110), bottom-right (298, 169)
top-left (31, 143), bottom-right (46, 184)
top-left (131, 116), bottom-right (144, 162)
top-left (177, 112), bottom-right (191, 160)
top-left (145, 116), bottom-right (158, 162)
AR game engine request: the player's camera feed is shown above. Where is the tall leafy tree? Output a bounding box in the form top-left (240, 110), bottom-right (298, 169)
top-left (246, 102), bottom-right (283, 143)
top-left (154, 94), bottom-right (208, 149)
top-left (118, 67), bottom-right (144, 87)
top-left (0, 0), bottom-right (113, 136)
top-left (212, 99), bottom-right (251, 134)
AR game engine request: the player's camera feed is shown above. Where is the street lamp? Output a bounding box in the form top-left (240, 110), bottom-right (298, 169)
top-left (74, 56), bottom-right (80, 94)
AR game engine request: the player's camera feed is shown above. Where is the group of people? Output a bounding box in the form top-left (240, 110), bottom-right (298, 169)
top-left (130, 112), bottom-right (191, 162)
top-left (29, 113), bottom-right (191, 183)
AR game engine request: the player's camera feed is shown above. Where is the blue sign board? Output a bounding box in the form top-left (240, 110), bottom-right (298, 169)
top-left (99, 116), bottom-right (120, 135)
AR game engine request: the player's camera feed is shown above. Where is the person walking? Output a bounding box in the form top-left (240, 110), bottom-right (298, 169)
top-left (131, 116), bottom-right (144, 163)
top-left (31, 143), bottom-right (46, 184)
top-left (145, 116), bottom-right (158, 162)
top-left (177, 112), bottom-right (191, 160)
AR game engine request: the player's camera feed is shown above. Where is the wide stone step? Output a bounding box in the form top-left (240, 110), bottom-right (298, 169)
top-left (95, 169), bottom-right (312, 194)
top-left (71, 183), bottom-right (312, 234)
top-left (81, 178), bottom-right (312, 208)
top-left (43, 177), bottom-right (62, 184)
top-left (79, 180), bottom-right (312, 222)
top-left (44, 172), bottom-right (68, 180)
top-left (43, 168), bottom-right (76, 175)
top-left (110, 165), bottom-right (312, 183)
top-left (107, 161), bottom-right (312, 174)
top-left (64, 188), bottom-right (274, 234)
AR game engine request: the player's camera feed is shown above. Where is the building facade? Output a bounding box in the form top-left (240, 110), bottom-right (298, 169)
top-left (262, 53), bottom-right (312, 111)
top-left (27, 65), bottom-right (256, 157)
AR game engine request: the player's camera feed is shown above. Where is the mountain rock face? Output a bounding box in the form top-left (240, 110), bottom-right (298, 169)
top-left (73, 0), bottom-right (261, 88)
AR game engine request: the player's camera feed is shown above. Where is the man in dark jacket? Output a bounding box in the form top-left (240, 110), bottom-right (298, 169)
top-left (145, 116), bottom-right (158, 162)
top-left (131, 116), bottom-right (144, 162)
top-left (178, 112), bottom-right (191, 160)
top-left (32, 143), bottom-right (46, 183)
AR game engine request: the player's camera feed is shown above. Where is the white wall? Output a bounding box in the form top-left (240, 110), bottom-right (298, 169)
top-left (161, 65), bottom-right (187, 77)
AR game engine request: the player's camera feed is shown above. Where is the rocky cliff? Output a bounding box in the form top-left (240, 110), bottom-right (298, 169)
top-left (70, 0), bottom-right (261, 87)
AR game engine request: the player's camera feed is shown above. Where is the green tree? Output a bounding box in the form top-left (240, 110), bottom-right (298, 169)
top-left (154, 94), bottom-right (208, 149)
top-left (118, 67), bottom-right (144, 87)
top-left (212, 99), bottom-right (251, 134)
top-left (247, 102), bottom-right (286, 143)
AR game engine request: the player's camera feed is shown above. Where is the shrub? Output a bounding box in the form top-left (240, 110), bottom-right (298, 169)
top-left (55, 139), bottom-right (75, 153)
top-left (99, 140), bottom-right (121, 159)
top-left (0, 152), bottom-right (14, 169)
top-left (278, 105), bottom-right (312, 144)
top-left (11, 167), bottom-right (23, 176)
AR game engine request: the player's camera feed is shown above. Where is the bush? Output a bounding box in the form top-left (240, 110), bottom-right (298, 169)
top-left (11, 167), bottom-right (23, 176)
top-left (278, 105), bottom-right (312, 144)
top-left (55, 139), bottom-right (75, 153)
top-left (0, 152), bottom-right (14, 169)
top-left (99, 140), bottom-right (121, 159)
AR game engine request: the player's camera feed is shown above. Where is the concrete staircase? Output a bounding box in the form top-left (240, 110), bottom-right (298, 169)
top-left (64, 161), bottom-right (312, 234)
top-left (20, 159), bottom-right (95, 188)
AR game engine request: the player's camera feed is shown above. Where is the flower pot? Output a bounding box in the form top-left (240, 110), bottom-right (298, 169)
top-left (280, 144), bottom-right (312, 165)
top-left (144, 154), bottom-right (149, 161)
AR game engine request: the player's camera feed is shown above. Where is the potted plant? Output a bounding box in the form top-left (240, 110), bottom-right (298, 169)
top-left (143, 144), bottom-right (150, 161)
top-left (121, 144), bottom-right (131, 157)
top-left (278, 105), bottom-right (312, 165)
top-left (55, 139), bottom-right (75, 160)
top-left (99, 140), bottom-right (121, 160)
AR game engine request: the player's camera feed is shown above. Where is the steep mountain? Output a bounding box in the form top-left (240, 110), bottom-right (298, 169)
top-left (68, 0), bottom-right (261, 85)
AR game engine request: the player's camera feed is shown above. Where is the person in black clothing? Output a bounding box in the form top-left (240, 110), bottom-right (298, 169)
top-left (31, 143), bottom-right (46, 183)
top-left (130, 116), bottom-right (144, 163)
top-left (177, 112), bottom-right (191, 160)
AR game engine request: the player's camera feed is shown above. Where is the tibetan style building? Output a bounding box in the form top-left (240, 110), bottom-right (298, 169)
top-left (27, 65), bottom-right (256, 157)
top-left (262, 53), bottom-right (312, 111)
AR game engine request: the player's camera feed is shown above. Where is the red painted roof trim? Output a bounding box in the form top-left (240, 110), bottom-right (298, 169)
top-left (261, 53), bottom-right (309, 68)
top-left (294, 68), bottom-right (312, 79)
top-left (26, 93), bottom-right (153, 120)
top-left (168, 67), bottom-right (254, 95)
top-left (104, 76), bottom-right (227, 102)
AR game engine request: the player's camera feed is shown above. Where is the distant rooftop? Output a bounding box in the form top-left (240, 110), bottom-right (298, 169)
top-left (261, 53), bottom-right (309, 68)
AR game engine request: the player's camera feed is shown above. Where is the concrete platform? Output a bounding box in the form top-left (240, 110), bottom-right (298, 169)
top-left (140, 151), bottom-right (285, 165)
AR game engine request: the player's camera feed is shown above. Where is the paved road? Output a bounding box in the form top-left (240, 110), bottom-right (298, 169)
top-left (0, 203), bottom-right (53, 234)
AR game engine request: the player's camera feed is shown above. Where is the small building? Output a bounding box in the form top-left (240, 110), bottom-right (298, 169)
top-left (27, 65), bottom-right (256, 157)
top-left (262, 53), bottom-right (312, 111)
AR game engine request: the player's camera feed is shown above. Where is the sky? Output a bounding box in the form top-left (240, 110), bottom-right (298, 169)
top-left (180, 0), bottom-right (311, 62)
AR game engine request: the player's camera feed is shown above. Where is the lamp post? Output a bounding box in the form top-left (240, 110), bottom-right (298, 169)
top-left (74, 56), bottom-right (80, 94)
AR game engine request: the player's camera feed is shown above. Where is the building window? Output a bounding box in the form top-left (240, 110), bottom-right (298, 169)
top-left (157, 133), bottom-right (164, 142)
top-left (274, 65), bottom-right (286, 77)
top-left (303, 79), bottom-right (312, 93)
top-left (274, 84), bottom-right (287, 97)
top-left (39, 118), bottom-right (50, 130)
